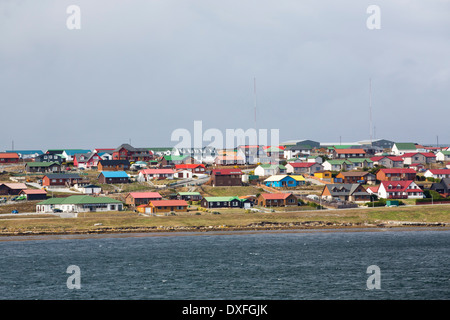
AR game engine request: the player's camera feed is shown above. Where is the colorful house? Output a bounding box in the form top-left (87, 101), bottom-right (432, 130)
top-left (424, 169), bottom-right (450, 180)
top-left (314, 170), bottom-right (333, 180)
top-left (97, 171), bottom-right (130, 184)
top-left (376, 180), bottom-right (424, 199)
top-left (321, 184), bottom-right (370, 202)
top-left (125, 192), bottom-right (163, 207)
top-left (376, 168), bottom-right (417, 182)
top-left (0, 152), bottom-right (19, 164)
top-left (264, 175), bottom-right (301, 188)
top-left (256, 193), bottom-right (298, 207)
top-left (36, 195), bottom-right (123, 213)
top-left (147, 200), bottom-right (189, 213)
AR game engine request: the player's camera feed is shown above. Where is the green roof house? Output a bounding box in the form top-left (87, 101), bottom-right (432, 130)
top-left (392, 143), bottom-right (417, 155)
top-left (254, 164), bottom-right (287, 176)
top-left (36, 195), bottom-right (123, 213)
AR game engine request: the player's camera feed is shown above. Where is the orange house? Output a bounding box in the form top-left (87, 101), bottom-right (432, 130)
top-left (0, 152), bottom-right (19, 164)
top-left (147, 200), bottom-right (189, 213)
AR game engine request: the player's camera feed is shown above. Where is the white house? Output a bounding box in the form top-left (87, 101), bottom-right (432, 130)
top-left (254, 164), bottom-right (287, 177)
top-left (436, 151), bottom-right (450, 162)
top-left (174, 169), bottom-right (193, 179)
top-left (307, 156), bottom-right (323, 164)
top-left (391, 143), bottom-right (417, 156)
top-left (424, 169), bottom-right (450, 179)
top-left (322, 160), bottom-right (354, 172)
top-left (377, 180), bottom-right (424, 199)
top-left (138, 169), bottom-right (175, 181)
top-left (74, 184), bottom-right (102, 194)
top-left (36, 195), bottom-right (123, 213)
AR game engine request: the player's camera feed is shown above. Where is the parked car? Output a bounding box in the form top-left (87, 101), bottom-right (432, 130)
top-left (0, 197), bottom-right (6, 203)
top-left (11, 210), bottom-right (19, 214)
top-left (52, 208), bottom-right (63, 213)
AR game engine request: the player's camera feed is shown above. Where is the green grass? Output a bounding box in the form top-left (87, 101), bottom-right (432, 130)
top-left (0, 204), bottom-right (449, 235)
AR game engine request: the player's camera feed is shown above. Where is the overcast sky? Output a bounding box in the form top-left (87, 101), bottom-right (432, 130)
top-left (1, 0), bottom-right (450, 151)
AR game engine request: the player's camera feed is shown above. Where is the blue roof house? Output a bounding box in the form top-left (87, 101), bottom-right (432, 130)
top-left (98, 171), bottom-right (130, 184)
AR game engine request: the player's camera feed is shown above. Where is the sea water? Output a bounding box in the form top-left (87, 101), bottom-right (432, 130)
top-left (0, 228), bottom-right (448, 300)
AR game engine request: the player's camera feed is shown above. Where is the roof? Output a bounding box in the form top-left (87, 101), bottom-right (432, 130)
top-left (99, 171), bottom-right (129, 178)
top-left (334, 149), bottom-right (366, 154)
top-left (63, 149), bottom-right (92, 156)
top-left (338, 171), bottom-right (372, 177)
top-left (0, 153), bottom-right (19, 159)
top-left (0, 183), bottom-right (27, 189)
top-left (128, 192), bottom-right (162, 199)
top-left (203, 196), bottom-right (240, 202)
top-left (149, 200), bottom-right (188, 206)
top-left (380, 180), bottom-right (419, 192)
top-left (426, 169), bottom-right (450, 175)
top-left (325, 184), bottom-right (368, 196)
top-left (26, 161), bottom-right (60, 167)
top-left (44, 173), bottom-right (81, 179)
top-left (264, 175), bottom-right (297, 182)
top-left (259, 193), bottom-right (294, 200)
top-left (99, 160), bottom-right (130, 165)
top-left (325, 160), bottom-right (353, 165)
top-left (402, 152), bottom-right (436, 158)
top-left (347, 158), bottom-right (373, 163)
top-left (290, 175), bottom-right (306, 181)
top-left (5, 150), bottom-right (43, 155)
top-left (177, 192), bottom-right (201, 196)
top-left (394, 143), bottom-right (417, 150)
top-left (371, 156), bottom-right (404, 162)
top-left (174, 164), bottom-right (205, 169)
top-left (258, 164), bottom-right (287, 170)
top-left (378, 168), bottom-right (416, 174)
top-left (38, 195), bottom-right (121, 205)
top-left (164, 155), bottom-right (189, 161)
top-left (140, 169), bottom-right (175, 175)
top-left (287, 162), bottom-right (316, 168)
top-left (20, 189), bottom-right (47, 195)
top-left (212, 169), bottom-right (243, 175)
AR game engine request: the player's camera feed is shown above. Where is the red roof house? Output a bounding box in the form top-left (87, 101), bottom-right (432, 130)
top-left (0, 152), bottom-right (19, 164)
top-left (377, 180), bottom-right (424, 199)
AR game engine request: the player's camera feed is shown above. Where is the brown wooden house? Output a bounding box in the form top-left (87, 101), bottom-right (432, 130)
top-left (209, 168), bottom-right (243, 187)
top-left (0, 153), bottom-right (19, 164)
top-left (0, 183), bottom-right (27, 195)
top-left (98, 160), bottom-right (130, 171)
top-left (335, 171), bottom-right (376, 184)
top-left (256, 193), bottom-right (298, 207)
top-left (42, 173), bottom-right (84, 187)
top-left (376, 168), bottom-right (417, 182)
top-left (19, 189), bottom-right (48, 200)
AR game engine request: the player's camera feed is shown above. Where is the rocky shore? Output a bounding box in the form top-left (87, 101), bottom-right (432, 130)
top-left (1, 220), bottom-right (449, 237)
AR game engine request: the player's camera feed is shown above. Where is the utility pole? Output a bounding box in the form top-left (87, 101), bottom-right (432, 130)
top-left (369, 78), bottom-right (373, 144)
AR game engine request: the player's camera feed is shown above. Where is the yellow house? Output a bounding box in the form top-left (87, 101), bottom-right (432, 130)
top-left (290, 175), bottom-right (306, 185)
top-left (314, 170), bottom-right (332, 180)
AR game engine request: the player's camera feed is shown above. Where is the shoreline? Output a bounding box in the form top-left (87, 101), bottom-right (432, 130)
top-left (1, 220), bottom-right (449, 239)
